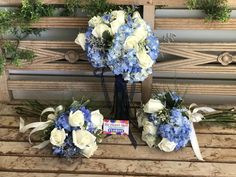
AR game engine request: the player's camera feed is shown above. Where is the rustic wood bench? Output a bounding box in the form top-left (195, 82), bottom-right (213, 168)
top-left (1, 102), bottom-right (236, 177)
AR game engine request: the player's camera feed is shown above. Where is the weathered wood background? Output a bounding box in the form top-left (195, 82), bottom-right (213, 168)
top-left (0, 0), bottom-right (236, 104)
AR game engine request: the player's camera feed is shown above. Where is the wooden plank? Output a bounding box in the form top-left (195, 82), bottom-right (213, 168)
top-left (0, 70), bottom-right (12, 103)
top-left (7, 63), bottom-right (93, 72)
top-left (141, 5), bottom-right (155, 104)
top-left (2, 116), bottom-right (236, 135)
top-left (155, 18), bottom-right (236, 30)
top-left (152, 82), bottom-right (236, 96)
top-left (1, 156), bottom-right (236, 177)
top-left (23, 17), bottom-right (236, 31)
top-left (7, 80), bottom-right (141, 92)
top-left (0, 173), bottom-right (142, 177)
top-left (0, 128), bottom-right (236, 148)
top-left (0, 0), bottom-right (152, 6)
top-left (1, 142), bottom-right (236, 163)
top-left (1, 0), bottom-right (236, 8)
top-left (31, 17), bottom-right (88, 29)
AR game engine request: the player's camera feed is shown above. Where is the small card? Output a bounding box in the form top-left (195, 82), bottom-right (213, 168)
top-left (103, 119), bottom-right (129, 135)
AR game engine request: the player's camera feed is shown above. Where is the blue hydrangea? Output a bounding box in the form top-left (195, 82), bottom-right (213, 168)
top-left (52, 106), bottom-right (98, 158)
top-left (83, 12), bottom-right (160, 83)
top-left (52, 134), bottom-right (80, 158)
top-left (55, 113), bottom-right (71, 132)
top-left (158, 108), bottom-right (191, 150)
top-left (107, 15), bottom-right (159, 82)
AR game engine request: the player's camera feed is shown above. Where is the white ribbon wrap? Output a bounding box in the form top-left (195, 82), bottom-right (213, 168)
top-left (190, 122), bottom-right (204, 161)
top-left (19, 105), bottom-right (64, 149)
top-left (188, 104), bottom-right (216, 161)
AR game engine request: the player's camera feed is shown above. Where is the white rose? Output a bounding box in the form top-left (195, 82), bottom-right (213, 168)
top-left (88, 16), bottom-right (103, 27)
top-left (75, 33), bottom-right (86, 50)
top-left (143, 99), bottom-right (165, 113)
top-left (50, 128), bottom-right (66, 147)
top-left (142, 132), bottom-right (156, 148)
top-left (111, 10), bottom-right (126, 22)
top-left (143, 121), bottom-right (157, 136)
top-left (81, 142), bottom-right (98, 158)
top-left (158, 138), bottom-right (177, 152)
top-left (124, 36), bottom-right (139, 50)
top-left (136, 49), bottom-right (154, 69)
top-left (92, 24), bottom-right (111, 38)
top-left (134, 18), bottom-right (146, 27)
top-left (91, 110), bottom-right (104, 130)
top-left (68, 110), bottom-right (84, 127)
top-left (72, 130), bottom-right (96, 149)
top-left (133, 26), bottom-right (148, 42)
top-left (110, 19), bottom-right (125, 34)
top-left (132, 11), bottom-right (141, 19)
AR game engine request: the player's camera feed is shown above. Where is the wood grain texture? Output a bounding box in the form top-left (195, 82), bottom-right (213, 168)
top-left (0, 70), bottom-right (12, 103)
top-left (141, 5), bottom-right (155, 104)
top-left (2, 115), bottom-right (236, 135)
top-left (0, 173), bottom-right (144, 177)
top-left (1, 0), bottom-right (236, 7)
top-left (1, 156), bottom-right (236, 177)
top-left (7, 80), bottom-right (141, 92)
top-left (155, 18), bottom-right (236, 30)
top-left (1, 142), bottom-right (236, 163)
top-left (152, 82), bottom-right (236, 96)
top-left (31, 17), bottom-right (88, 29)
top-left (1, 128), bottom-right (236, 148)
top-left (0, 104), bottom-right (236, 176)
top-left (155, 42), bottom-right (236, 74)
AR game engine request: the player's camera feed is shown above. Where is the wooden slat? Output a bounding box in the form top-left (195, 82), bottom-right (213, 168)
top-left (0, 173), bottom-right (142, 177)
top-left (1, 0), bottom-right (236, 8)
top-left (31, 17), bottom-right (88, 29)
top-left (7, 63), bottom-right (93, 72)
top-left (1, 156), bottom-right (236, 177)
top-left (0, 70), bottom-right (12, 103)
top-left (7, 80), bottom-right (141, 92)
top-left (2, 115), bottom-right (236, 135)
top-left (1, 142), bottom-right (236, 163)
top-left (142, 5), bottom-right (155, 104)
top-left (153, 82), bottom-right (236, 96)
top-left (1, 128), bottom-right (236, 148)
top-left (155, 18), bottom-right (236, 30)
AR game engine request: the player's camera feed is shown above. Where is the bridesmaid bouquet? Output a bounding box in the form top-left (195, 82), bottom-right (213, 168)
top-left (19, 99), bottom-right (104, 158)
top-left (137, 91), bottom-right (236, 160)
top-left (75, 10), bottom-right (159, 82)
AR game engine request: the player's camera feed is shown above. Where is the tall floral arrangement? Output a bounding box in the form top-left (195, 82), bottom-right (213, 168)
top-left (75, 10), bottom-right (159, 121)
top-left (75, 10), bottom-right (159, 82)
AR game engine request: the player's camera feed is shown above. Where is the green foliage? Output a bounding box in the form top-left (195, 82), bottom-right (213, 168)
top-left (64, 0), bottom-right (81, 16)
top-left (0, 0), bottom-right (56, 74)
top-left (1, 41), bottom-right (35, 67)
top-left (187, 0), bottom-right (231, 22)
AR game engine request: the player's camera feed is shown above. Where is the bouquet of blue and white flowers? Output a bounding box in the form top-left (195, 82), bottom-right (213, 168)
top-left (75, 10), bottom-right (159, 82)
top-left (137, 91), bottom-right (221, 160)
top-left (19, 99), bottom-right (104, 158)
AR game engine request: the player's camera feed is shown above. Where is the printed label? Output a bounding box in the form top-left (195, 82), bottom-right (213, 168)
top-left (103, 119), bottom-right (129, 135)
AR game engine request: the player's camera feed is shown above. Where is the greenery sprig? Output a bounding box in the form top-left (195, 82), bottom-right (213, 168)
top-left (187, 0), bottom-right (231, 22)
top-left (0, 0), bottom-right (55, 74)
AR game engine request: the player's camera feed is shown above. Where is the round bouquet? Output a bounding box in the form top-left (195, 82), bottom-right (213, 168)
top-left (19, 100), bottom-right (104, 158)
top-left (75, 10), bottom-right (159, 82)
top-left (137, 91), bottom-right (192, 152)
top-left (75, 10), bottom-right (159, 120)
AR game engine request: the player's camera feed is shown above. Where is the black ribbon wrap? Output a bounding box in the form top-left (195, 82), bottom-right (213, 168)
top-left (93, 71), bottom-right (137, 148)
top-left (112, 74), bottom-right (137, 148)
top-left (112, 74), bottom-right (130, 120)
